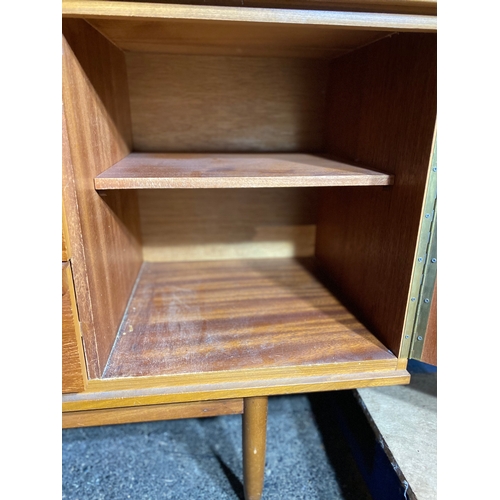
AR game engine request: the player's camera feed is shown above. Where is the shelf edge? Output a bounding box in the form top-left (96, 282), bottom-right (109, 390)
top-left (63, 369), bottom-right (410, 411)
top-left (62, 1), bottom-right (437, 32)
top-left (94, 175), bottom-right (394, 190)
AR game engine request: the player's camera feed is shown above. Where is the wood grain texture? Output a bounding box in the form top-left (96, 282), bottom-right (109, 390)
top-left (63, 263), bottom-right (87, 393)
top-left (315, 33), bottom-right (437, 356)
top-left (62, 107), bottom-right (82, 268)
top-left (88, 17), bottom-right (391, 58)
top-left (420, 280), bottom-right (437, 365)
top-left (63, 19), bottom-right (143, 378)
top-left (118, 1), bottom-right (437, 15)
top-left (396, 358), bottom-right (408, 370)
top-left (62, 399), bottom-right (243, 427)
top-left (62, 203), bottom-right (70, 261)
top-left (126, 53), bottom-right (329, 152)
top-left (138, 187), bottom-right (318, 262)
top-left (62, 369), bottom-right (410, 411)
top-left (243, 397), bottom-right (268, 500)
top-left (62, 1), bottom-right (437, 31)
top-left (102, 258), bottom-right (396, 379)
top-left (96, 153), bottom-right (393, 189)
top-left (88, 358), bottom-right (399, 392)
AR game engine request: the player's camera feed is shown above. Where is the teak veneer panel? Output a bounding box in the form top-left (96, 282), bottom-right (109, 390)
top-left (102, 258), bottom-right (396, 379)
top-left (62, 263), bottom-right (87, 393)
top-left (63, 399), bottom-right (244, 428)
top-left (95, 153), bottom-right (393, 189)
top-left (62, 19), bottom-right (143, 378)
top-left (126, 53), bottom-right (329, 152)
top-left (316, 32), bottom-right (436, 356)
top-left (63, 370), bottom-right (409, 411)
top-left (138, 187), bottom-right (318, 262)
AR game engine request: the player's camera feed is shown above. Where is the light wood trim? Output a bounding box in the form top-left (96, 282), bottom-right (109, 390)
top-left (82, 358), bottom-right (399, 392)
top-left (62, 203), bottom-right (70, 261)
top-left (95, 153), bottom-right (393, 189)
top-left (62, 263), bottom-right (88, 393)
top-left (62, 1), bottom-right (437, 31)
top-left (127, 1), bottom-right (437, 16)
top-left (396, 358), bottom-right (408, 370)
top-left (62, 369), bottom-right (410, 411)
top-left (62, 399), bottom-right (243, 428)
top-left (243, 397), bottom-right (268, 500)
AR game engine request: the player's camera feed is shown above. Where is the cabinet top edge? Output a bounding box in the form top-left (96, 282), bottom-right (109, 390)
top-left (62, 1), bottom-right (437, 32)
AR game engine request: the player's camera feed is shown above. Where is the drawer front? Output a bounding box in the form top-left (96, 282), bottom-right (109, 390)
top-left (63, 263), bottom-right (87, 393)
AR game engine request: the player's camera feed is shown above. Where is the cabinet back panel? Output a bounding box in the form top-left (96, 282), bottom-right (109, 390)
top-left (126, 53), bottom-right (329, 152)
top-left (316, 32), bottom-right (436, 356)
top-left (139, 188), bottom-right (319, 261)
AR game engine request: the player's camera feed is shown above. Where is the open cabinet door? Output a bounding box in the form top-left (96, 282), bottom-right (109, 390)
top-left (416, 280), bottom-right (437, 365)
top-left (404, 137), bottom-right (437, 366)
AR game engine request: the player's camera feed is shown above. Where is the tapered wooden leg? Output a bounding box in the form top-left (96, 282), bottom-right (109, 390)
top-left (242, 396), bottom-right (268, 500)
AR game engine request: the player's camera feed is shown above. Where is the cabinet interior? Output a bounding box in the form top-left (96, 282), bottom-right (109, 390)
top-left (62, 14), bottom-right (436, 384)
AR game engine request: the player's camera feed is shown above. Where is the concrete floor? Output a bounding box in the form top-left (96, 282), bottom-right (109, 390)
top-left (356, 360), bottom-right (437, 500)
top-left (62, 394), bottom-right (372, 500)
top-left (62, 361), bottom-right (436, 500)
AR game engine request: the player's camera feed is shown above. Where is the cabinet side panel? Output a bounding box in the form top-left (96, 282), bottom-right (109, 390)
top-left (62, 19), bottom-right (142, 378)
top-left (316, 33), bottom-right (436, 355)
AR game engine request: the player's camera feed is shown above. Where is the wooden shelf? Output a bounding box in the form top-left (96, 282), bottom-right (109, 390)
top-left (102, 257), bottom-right (397, 380)
top-left (95, 153), bottom-right (393, 189)
top-left (62, 1), bottom-right (437, 32)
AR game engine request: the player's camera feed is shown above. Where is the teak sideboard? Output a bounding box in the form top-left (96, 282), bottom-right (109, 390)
top-left (62, 1), bottom-right (437, 498)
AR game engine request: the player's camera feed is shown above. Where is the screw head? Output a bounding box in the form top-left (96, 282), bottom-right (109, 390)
top-left (425, 213), bottom-right (430, 218)
top-left (411, 297), bottom-right (416, 302)
top-left (405, 335), bottom-right (410, 339)
top-left (424, 298), bottom-right (430, 303)
top-left (418, 257), bottom-right (423, 262)
top-left (431, 258), bottom-right (437, 263)
top-left (417, 336), bottom-right (423, 341)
